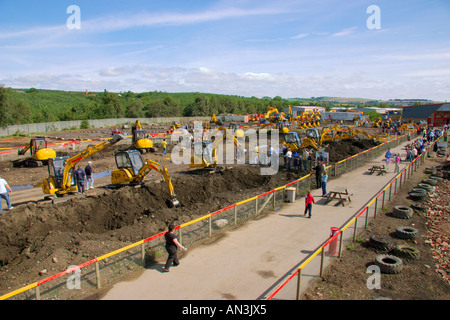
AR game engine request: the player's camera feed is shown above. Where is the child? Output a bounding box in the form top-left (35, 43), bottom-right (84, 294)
top-left (394, 154), bottom-right (401, 173)
top-left (304, 191), bottom-right (315, 218)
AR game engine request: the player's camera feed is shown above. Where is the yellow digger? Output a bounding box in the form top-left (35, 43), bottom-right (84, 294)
top-left (16, 137), bottom-right (56, 167)
top-left (42, 133), bottom-right (125, 196)
top-left (190, 127), bottom-right (244, 171)
top-left (110, 149), bottom-right (179, 207)
top-left (132, 120), bottom-right (154, 153)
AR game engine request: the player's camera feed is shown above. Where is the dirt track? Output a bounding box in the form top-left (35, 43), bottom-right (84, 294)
top-left (0, 126), bottom-right (381, 298)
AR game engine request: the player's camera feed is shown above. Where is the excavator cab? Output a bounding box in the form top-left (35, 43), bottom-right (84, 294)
top-left (111, 150), bottom-right (179, 207)
top-left (44, 156), bottom-right (76, 194)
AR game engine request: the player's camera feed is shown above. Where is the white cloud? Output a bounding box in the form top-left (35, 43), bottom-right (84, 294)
top-left (332, 26), bottom-right (357, 37)
top-left (291, 33), bottom-right (309, 39)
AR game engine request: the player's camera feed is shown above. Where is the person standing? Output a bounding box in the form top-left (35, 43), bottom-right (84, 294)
top-left (321, 170), bottom-right (328, 197)
top-left (301, 149), bottom-right (309, 172)
top-left (304, 191), bottom-right (315, 218)
top-left (394, 154), bottom-right (401, 173)
top-left (162, 139), bottom-right (168, 156)
top-left (0, 176), bottom-right (13, 212)
top-left (75, 165), bottom-right (86, 194)
top-left (162, 224), bottom-right (187, 272)
top-left (85, 161), bottom-right (94, 190)
top-left (285, 148), bottom-right (292, 170)
top-left (312, 161), bottom-right (324, 189)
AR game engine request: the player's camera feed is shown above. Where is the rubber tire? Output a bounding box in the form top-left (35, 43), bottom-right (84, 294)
top-left (417, 183), bottom-right (433, 191)
top-left (395, 226), bottom-right (419, 240)
top-left (375, 254), bottom-right (403, 274)
top-left (422, 179), bottom-right (437, 186)
top-left (408, 192), bottom-right (426, 202)
top-left (424, 168), bottom-right (436, 174)
top-left (411, 203), bottom-right (428, 212)
top-left (369, 234), bottom-right (394, 251)
top-left (411, 188), bottom-right (427, 195)
top-left (392, 205), bottom-right (414, 219)
top-left (392, 245), bottom-right (420, 260)
top-left (429, 176), bottom-right (443, 182)
top-left (431, 172), bottom-right (443, 178)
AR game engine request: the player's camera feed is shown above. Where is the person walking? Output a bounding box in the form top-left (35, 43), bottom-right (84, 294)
top-left (321, 170), bottom-right (328, 196)
top-left (162, 224), bottom-right (187, 272)
top-left (385, 148), bottom-right (393, 169)
top-left (304, 191), bottom-right (315, 218)
top-left (0, 176), bottom-right (13, 212)
top-left (75, 165), bottom-right (86, 194)
top-left (85, 161), bottom-right (94, 190)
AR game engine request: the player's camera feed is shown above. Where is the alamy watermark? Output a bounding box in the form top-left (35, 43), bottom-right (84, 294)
top-left (170, 121), bottom-right (280, 175)
top-left (367, 5), bottom-right (381, 30)
top-left (67, 5), bottom-right (81, 30)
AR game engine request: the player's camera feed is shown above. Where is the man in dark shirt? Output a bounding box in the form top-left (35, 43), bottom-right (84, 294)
top-left (163, 224), bottom-right (187, 272)
top-left (75, 165), bottom-right (86, 194)
top-left (312, 161), bottom-right (325, 189)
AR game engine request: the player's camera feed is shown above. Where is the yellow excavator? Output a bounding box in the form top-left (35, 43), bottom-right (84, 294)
top-left (132, 120), bottom-right (154, 153)
top-left (190, 127), bottom-right (243, 170)
top-left (42, 133), bottom-right (125, 196)
top-left (110, 149), bottom-right (179, 207)
top-left (284, 126), bottom-right (338, 152)
top-left (16, 137), bottom-right (57, 167)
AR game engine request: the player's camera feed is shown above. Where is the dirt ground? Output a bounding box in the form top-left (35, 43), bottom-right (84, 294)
top-left (303, 156), bottom-right (450, 300)
top-left (1, 124), bottom-right (437, 300)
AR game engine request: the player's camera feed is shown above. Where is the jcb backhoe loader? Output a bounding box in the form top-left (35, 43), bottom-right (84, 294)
top-left (110, 149), bottom-right (179, 207)
top-left (42, 133), bottom-right (125, 196)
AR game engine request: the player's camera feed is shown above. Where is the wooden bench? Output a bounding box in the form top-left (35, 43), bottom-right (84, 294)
top-left (368, 165), bottom-right (387, 175)
top-left (324, 189), bottom-right (352, 207)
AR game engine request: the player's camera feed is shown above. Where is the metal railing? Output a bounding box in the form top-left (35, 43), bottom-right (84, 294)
top-left (264, 135), bottom-right (444, 300)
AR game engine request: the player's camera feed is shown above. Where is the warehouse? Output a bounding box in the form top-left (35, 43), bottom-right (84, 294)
top-left (284, 106), bottom-right (326, 117)
top-left (402, 103), bottom-right (450, 127)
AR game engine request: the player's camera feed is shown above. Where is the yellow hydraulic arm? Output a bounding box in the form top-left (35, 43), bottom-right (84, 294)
top-left (43, 133), bottom-right (125, 195)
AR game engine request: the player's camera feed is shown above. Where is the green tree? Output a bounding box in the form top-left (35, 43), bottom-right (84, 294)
top-left (13, 99), bottom-right (32, 124)
top-left (0, 86), bottom-right (14, 127)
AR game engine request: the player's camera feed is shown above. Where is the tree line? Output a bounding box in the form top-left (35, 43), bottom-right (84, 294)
top-left (0, 85), bottom-right (397, 128)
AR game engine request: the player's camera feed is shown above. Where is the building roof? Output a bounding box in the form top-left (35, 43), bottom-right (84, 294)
top-left (402, 103), bottom-right (450, 119)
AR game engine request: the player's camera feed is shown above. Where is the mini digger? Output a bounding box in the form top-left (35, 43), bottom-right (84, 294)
top-left (16, 137), bottom-right (57, 167)
top-left (110, 149), bottom-right (180, 208)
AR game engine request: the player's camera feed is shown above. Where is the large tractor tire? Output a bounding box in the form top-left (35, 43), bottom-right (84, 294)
top-left (395, 226), bottom-right (419, 240)
top-left (392, 206), bottom-right (414, 219)
top-left (375, 254), bottom-right (403, 274)
top-left (368, 234), bottom-right (394, 251)
top-left (392, 245), bottom-right (420, 260)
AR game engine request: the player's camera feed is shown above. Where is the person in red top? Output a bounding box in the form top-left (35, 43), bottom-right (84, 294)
top-left (304, 191), bottom-right (315, 218)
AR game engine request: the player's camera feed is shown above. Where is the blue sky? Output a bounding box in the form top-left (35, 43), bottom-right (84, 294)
top-left (0, 0), bottom-right (449, 101)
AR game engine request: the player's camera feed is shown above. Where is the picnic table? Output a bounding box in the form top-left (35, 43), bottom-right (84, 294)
top-left (324, 188), bottom-right (352, 207)
top-left (368, 165), bottom-right (387, 175)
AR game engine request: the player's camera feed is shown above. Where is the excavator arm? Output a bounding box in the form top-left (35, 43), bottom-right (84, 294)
top-left (44, 133), bottom-right (125, 195)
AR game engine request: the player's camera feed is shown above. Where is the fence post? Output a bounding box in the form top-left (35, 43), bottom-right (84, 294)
top-left (255, 197), bottom-right (258, 216)
top-left (374, 197), bottom-right (378, 218)
top-left (209, 216), bottom-right (212, 238)
top-left (141, 243), bottom-right (146, 266)
top-left (95, 261), bottom-right (101, 289)
top-left (234, 205), bottom-right (237, 226)
top-left (320, 249), bottom-right (325, 277)
top-left (353, 218), bottom-right (358, 241)
top-left (338, 231), bottom-right (344, 259)
top-left (296, 268), bottom-right (303, 300)
top-left (365, 206), bottom-right (369, 229)
top-left (35, 286), bottom-right (41, 300)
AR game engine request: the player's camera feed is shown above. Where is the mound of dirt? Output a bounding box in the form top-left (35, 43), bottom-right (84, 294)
top-left (0, 166), bottom-right (301, 295)
top-left (324, 139), bottom-right (380, 163)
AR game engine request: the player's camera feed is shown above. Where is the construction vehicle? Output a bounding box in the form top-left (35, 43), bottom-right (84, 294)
top-left (42, 133), bottom-right (125, 196)
top-left (190, 127), bottom-right (244, 170)
top-left (283, 126), bottom-right (339, 152)
top-left (110, 149), bottom-right (179, 207)
top-left (210, 114), bottom-right (223, 126)
top-left (228, 123), bottom-right (245, 138)
top-left (16, 137), bottom-right (57, 167)
top-left (132, 120), bottom-right (154, 153)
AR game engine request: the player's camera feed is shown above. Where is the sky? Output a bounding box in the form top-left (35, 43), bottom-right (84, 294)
top-left (0, 0), bottom-right (449, 101)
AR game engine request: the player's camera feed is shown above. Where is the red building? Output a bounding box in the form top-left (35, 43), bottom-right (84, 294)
top-left (402, 103), bottom-right (450, 127)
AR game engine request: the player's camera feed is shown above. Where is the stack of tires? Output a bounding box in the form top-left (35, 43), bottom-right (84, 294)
top-left (369, 206), bottom-right (420, 274)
